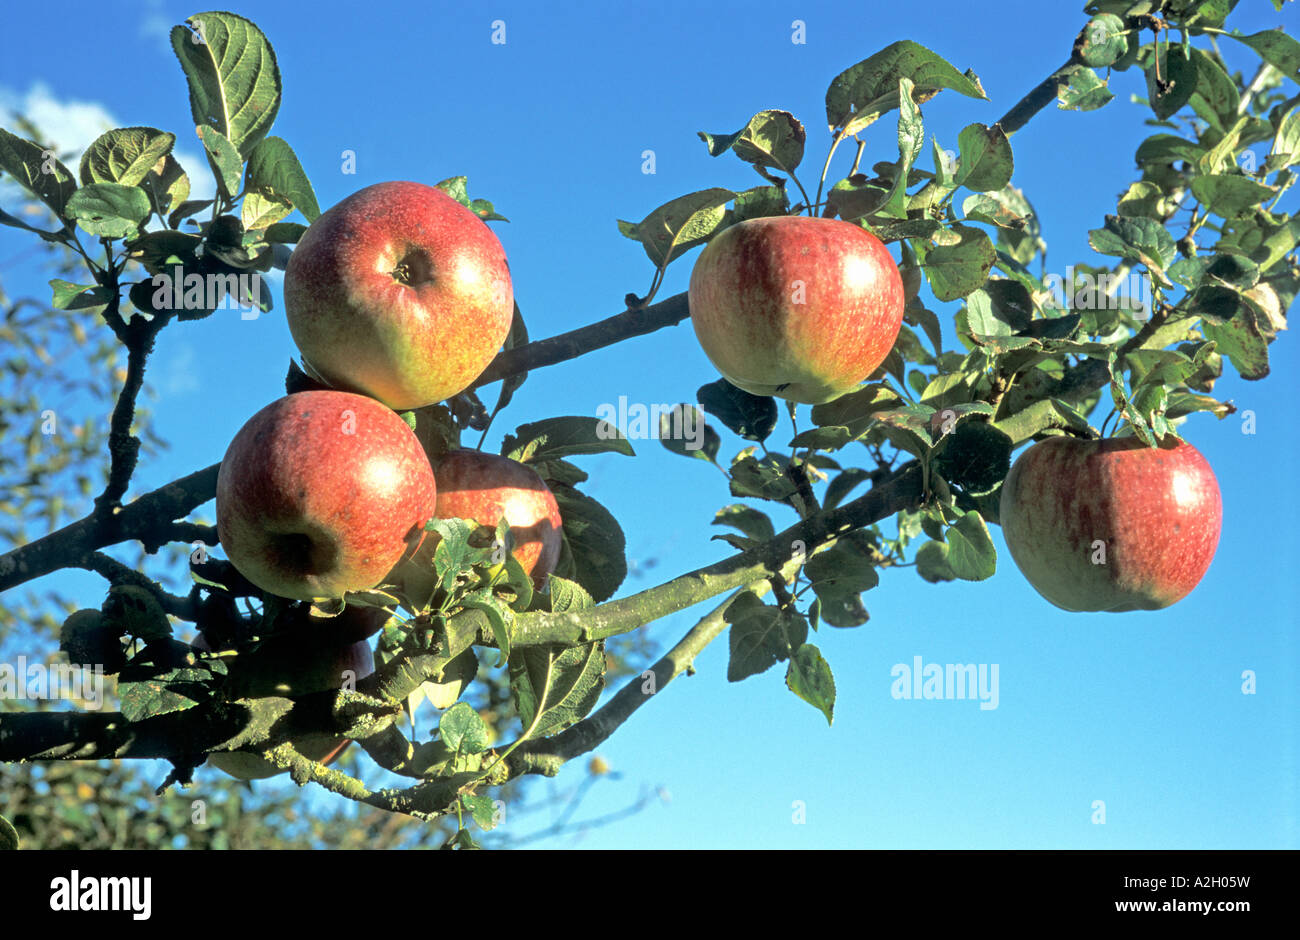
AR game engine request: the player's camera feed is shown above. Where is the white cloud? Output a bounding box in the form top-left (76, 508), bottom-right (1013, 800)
top-left (138, 0), bottom-right (175, 55)
top-left (156, 340), bottom-right (200, 397)
top-left (0, 82), bottom-right (216, 204)
top-left (0, 82), bottom-right (115, 165)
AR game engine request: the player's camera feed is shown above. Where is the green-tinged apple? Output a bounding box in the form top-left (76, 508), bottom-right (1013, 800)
top-left (999, 435), bottom-right (1222, 612)
top-left (216, 390), bottom-right (437, 601)
top-left (393, 450), bottom-right (562, 600)
top-left (687, 215), bottom-right (905, 404)
top-left (194, 632), bottom-right (375, 780)
top-left (283, 180), bottom-right (514, 409)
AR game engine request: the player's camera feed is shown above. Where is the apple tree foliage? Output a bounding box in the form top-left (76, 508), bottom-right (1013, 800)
top-left (0, 3), bottom-right (1297, 845)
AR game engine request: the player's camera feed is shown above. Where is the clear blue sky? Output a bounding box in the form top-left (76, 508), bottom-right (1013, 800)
top-left (1, 0), bottom-right (1296, 848)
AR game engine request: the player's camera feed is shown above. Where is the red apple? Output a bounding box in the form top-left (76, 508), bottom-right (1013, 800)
top-left (399, 450), bottom-right (562, 595)
top-left (687, 216), bottom-right (905, 404)
top-left (283, 181), bottom-right (513, 410)
top-left (216, 390), bottom-right (437, 601)
top-left (999, 435), bottom-right (1222, 612)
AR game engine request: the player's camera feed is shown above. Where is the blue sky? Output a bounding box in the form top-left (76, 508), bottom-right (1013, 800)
top-left (1, 0), bottom-right (1296, 848)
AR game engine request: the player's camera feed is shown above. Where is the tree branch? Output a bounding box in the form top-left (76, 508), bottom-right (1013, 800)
top-left (508, 578), bottom-right (779, 777)
top-left (0, 463), bottom-right (219, 594)
top-left (470, 292), bottom-right (689, 389)
top-left (70, 550), bottom-right (197, 619)
top-left (506, 463), bottom-right (923, 648)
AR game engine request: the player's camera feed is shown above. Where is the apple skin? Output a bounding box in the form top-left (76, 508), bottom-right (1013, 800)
top-left (194, 633), bottom-right (375, 780)
top-left (283, 181), bottom-right (513, 410)
top-left (412, 450), bottom-right (563, 588)
top-left (687, 216), bottom-right (905, 404)
top-left (216, 390), bottom-right (438, 601)
top-left (999, 436), bottom-right (1222, 612)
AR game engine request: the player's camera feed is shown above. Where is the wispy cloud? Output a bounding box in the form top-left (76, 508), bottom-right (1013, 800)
top-left (0, 81), bottom-right (215, 203)
top-left (138, 0), bottom-right (176, 56)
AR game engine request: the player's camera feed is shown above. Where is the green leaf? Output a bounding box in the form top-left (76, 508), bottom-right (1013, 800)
top-left (1189, 174), bottom-right (1277, 219)
top-left (118, 639), bottom-right (222, 722)
top-left (142, 153), bottom-right (191, 217)
top-left (48, 279), bottom-right (111, 311)
top-left (1202, 311), bottom-right (1270, 380)
top-left (264, 221), bottom-right (307, 244)
top-left (197, 125), bottom-right (243, 200)
top-left (1187, 47), bottom-right (1240, 131)
top-left (962, 288), bottom-right (1010, 337)
top-left (805, 531), bottom-right (879, 627)
top-left (244, 135), bottom-right (320, 222)
top-left (712, 504), bottom-right (775, 543)
top-left (1269, 105), bottom-right (1300, 170)
top-left (659, 404), bottom-right (719, 462)
top-left (932, 420), bottom-right (1012, 496)
top-left (59, 609), bottom-right (125, 671)
top-left (502, 416), bottom-right (635, 462)
top-left (700, 109), bottom-right (806, 177)
top-left (64, 183), bottom-right (149, 238)
top-left (914, 224), bottom-right (996, 301)
top-left (469, 197), bottom-right (508, 222)
top-left (1165, 390), bottom-right (1235, 419)
top-left (810, 382), bottom-right (901, 430)
top-left (1225, 28), bottom-right (1300, 81)
top-left (915, 539), bottom-right (958, 582)
top-left (551, 485), bottom-right (627, 603)
top-left (956, 123), bottom-right (1013, 193)
top-left (435, 176), bottom-right (470, 204)
top-left (697, 378), bottom-right (779, 441)
top-left (962, 187), bottom-right (1033, 230)
top-left (785, 644), bottom-right (836, 725)
top-left (79, 127), bottom-right (175, 186)
top-left (459, 594), bottom-right (513, 667)
top-left (124, 230), bottom-right (203, 274)
top-left (827, 174), bottom-right (893, 222)
top-left (1135, 133), bottom-right (1204, 166)
top-left (547, 575), bottom-right (594, 612)
top-left (0, 126), bottom-right (78, 219)
top-left (1087, 214), bottom-right (1175, 276)
top-left (508, 643), bottom-right (606, 738)
top-left (1145, 44), bottom-right (1198, 120)
top-left (729, 450), bottom-right (798, 502)
top-left (1078, 13), bottom-right (1128, 67)
top-left (426, 518), bottom-right (488, 594)
top-left (618, 188), bottom-right (733, 267)
top-left (420, 648), bottom-right (478, 710)
top-left (943, 510), bottom-right (997, 580)
top-left (461, 793), bottom-right (499, 831)
top-left (732, 185), bottom-right (790, 223)
top-left (826, 40), bottom-right (986, 137)
top-left (170, 11), bottom-right (281, 156)
top-left (168, 198), bottom-right (215, 229)
top-left (725, 591), bottom-right (807, 682)
top-left (788, 426), bottom-right (852, 451)
top-left (1056, 65), bottom-right (1114, 111)
top-left (440, 702), bottom-right (489, 754)
top-left (0, 206), bottom-right (64, 241)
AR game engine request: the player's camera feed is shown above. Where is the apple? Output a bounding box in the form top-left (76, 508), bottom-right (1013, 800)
top-left (283, 180), bottom-right (514, 410)
top-left (687, 215), bottom-right (905, 404)
top-left (999, 435), bottom-right (1222, 612)
top-left (216, 390), bottom-right (438, 601)
top-left (394, 450), bottom-right (563, 598)
top-left (195, 632), bottom-right (375, 780)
